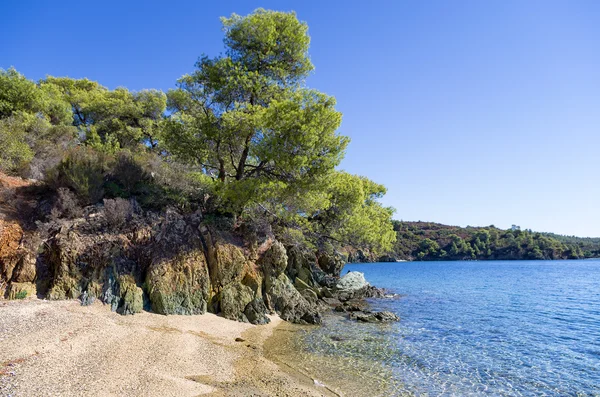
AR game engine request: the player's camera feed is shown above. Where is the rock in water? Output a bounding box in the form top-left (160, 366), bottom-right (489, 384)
top-left (349, 311), bottom-right (400, 323)
top-left (337, 271), bottom-right (369, 292)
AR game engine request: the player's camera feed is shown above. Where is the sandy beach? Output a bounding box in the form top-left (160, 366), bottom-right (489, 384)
top-left (0, 299), bottom-right (336, 397)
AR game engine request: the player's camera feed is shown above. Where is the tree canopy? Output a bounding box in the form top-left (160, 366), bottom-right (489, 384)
top-left (0, 9), bottom-right (396, 256)
top-left (164, 9), bottom-right (348, 214)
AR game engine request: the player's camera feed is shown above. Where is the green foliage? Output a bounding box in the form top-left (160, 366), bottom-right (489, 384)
top-left (0, 69), bottom-right (77, 177)
top-left (48, 147), bottom-right (108, 205)
top-left (311, 172), bottom-right (396, 255)
top-left (42, 77), bottom-right (166, 150)
top-left (0, 11), bottom-right (396, 257)
top-left (391, 221), bottom-right (600, 261)
top-left (14, 290), bottom-right (28, 300)
top-left (0, 68), bottom-right (42, 118)
top-left (0, 114), bottom-right (34, 173)
top-left (164, 9), bottom-right (347, 213)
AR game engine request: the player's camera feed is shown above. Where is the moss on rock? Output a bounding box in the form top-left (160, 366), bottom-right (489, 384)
top-left (116, 275), bottom-right (143, 315)
top-left (7, 282), bottom-right (36, 299)
top-left (218, 281), bottom-right (254, 322)
top-left (260, 241), bottom-right (288, 278)
top-left (146, 250), bottom-right (210, 315)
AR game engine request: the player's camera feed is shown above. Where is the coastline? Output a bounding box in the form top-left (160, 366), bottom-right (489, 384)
top-left (0, 299), bottom-right (332, 396)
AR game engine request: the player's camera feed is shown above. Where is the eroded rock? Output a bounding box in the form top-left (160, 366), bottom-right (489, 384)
top-left (146, 250), bottom-right (210, 315)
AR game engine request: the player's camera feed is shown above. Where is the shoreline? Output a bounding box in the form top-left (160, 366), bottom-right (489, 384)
top-left (0, 299), bottom-right (333, 396)
top-left (263, 312), bottom-right (408, 397)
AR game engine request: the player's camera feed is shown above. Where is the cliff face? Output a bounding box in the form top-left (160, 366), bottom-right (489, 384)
top-left (0, 176), bottom-right (344, 325)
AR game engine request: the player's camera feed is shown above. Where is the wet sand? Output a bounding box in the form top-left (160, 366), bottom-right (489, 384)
top-left (0, 299), bottom-right (335, 397)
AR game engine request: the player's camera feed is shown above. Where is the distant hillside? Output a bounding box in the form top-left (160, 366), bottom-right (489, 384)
top-left (388, 221), bottom-right (600, 261)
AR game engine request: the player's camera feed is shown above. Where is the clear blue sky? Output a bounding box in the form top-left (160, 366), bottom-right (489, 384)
top-left (2, 0), bottom-right (599, 236)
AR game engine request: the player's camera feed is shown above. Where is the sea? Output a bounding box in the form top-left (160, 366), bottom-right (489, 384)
top-left (267, 260), bottom-right (600, 396)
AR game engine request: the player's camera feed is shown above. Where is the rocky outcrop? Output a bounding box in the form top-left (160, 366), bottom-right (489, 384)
top-left (1, 176), bottom-right (393, 326)
top-left (259, 242), bottom-right (322, 324)
top-left (0, 221), bottom-right (25, 294)
top-left (243, 298), bottom-right (270, 325)
top-left (378, 255), bottom-right (397, 262)
top-left (265, 273), bottom-right (321, 324)
top-left (7, 282), bottom-right (36, 299)
top-left (146, 250), bottom-right (210, 315)
top-left (317, 249), bottom-right (345, 277)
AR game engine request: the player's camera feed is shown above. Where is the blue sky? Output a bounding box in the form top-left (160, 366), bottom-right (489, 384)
top-left (1, 0), bottom-right (599, 236)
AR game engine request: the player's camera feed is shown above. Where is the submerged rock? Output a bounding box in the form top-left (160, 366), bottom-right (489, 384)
top-left (334, 301), bottom-right (365, 313)
top-left (349, 311), bottom-right (399, 323)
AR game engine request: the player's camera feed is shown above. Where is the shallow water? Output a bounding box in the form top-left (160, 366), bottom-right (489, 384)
top-left (285, 260), bottom-right (600, 396)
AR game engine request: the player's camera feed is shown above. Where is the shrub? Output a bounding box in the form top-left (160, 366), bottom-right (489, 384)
top-left (103, 198), bottom-right (133, 229)
top-left (110, 151), bottom-right (148, 195)
top-left (0, 116), bottom-right (34, 175)
top-left (14, 290), bottom-right (28, 299)
top-left (47, 147), bottom-right (108, 205)
top-left (27, 124), bottom-right (77, 180)
top-left (50, 187), bottom-right (83, 220)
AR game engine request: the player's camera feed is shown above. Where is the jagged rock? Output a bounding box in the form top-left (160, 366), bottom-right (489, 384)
top-left (264, 273), bottom-right (321, 325)
top-left (285, 246), bottom-right (315, 282)
top-left (294, 277), bottom-right (320, 304)
top-left (208, 242), bottom-right (248, 290)
top-left (0, 221), bottom-right (24, 283)
top-left (219, 281), bottom-right (254, 322)
top-left (146, 250), bottom-right (210, 315)
top-left (243, 298), bottom-right (270, 325)
top-left (300, 288), bottom-right (319, 304)
top-left (10, 250), bottom-right (36, 283)
top-left (116, 275), bottom-right (143, 315)
top-left (99, 270), bottom-right (142, 314)
top-left (294, 277), bottom-right (313, 292)
top-left (80, 290), bottom-right (95, 306)
top-left (319, 287), bottom-right (334, 298)
top-left (310, 265), bottom-right (337, 288)
top-left (337, 271), bottom-right (369, 292)
top-left (363, 285), bottom-right (386, 298)
top-left (322, 297), bottom-right (341, 306)
top-left (46, 227), bottom-right (83, 300)
top-left (7, 282), bottom-right (36, 299)
top-left (337, 284), bottom-right (386, 302)
top-left (349, 311), bottom-right (399, 323)
top-left (241, 270), bottom-right (262, 297)
top-left (317, 250), bottom-right (345, 277)
top-left (260, 241), bottom-right (288, 278)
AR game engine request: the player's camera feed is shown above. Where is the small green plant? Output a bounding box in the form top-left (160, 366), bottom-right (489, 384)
top-left (14, 290), bottom-right (28, 299)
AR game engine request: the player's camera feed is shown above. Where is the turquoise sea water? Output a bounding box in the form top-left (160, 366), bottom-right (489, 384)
top-left (303, 260), bottom-right (600, 396)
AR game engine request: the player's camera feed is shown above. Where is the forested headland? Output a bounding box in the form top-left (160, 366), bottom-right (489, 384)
top-left (384, 221), bottom-right (600, 262)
